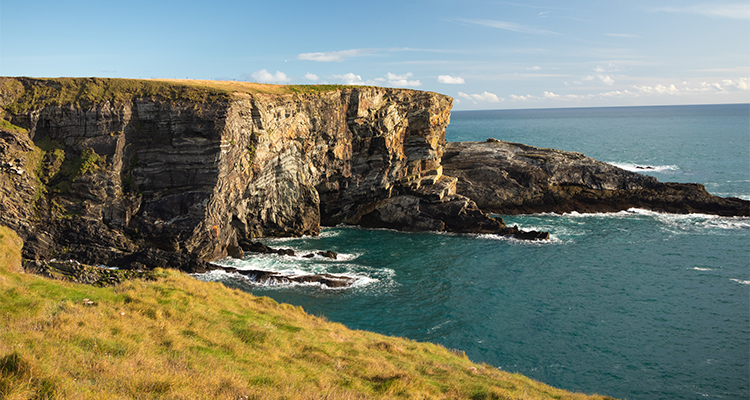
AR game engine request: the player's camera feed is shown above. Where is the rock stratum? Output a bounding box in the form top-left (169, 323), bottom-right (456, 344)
top-left (0, 77), bottom-right (746, 278)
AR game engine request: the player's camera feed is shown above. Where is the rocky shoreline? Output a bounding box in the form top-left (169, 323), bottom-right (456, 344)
top-left (1, 77), bottom-right (747, 287)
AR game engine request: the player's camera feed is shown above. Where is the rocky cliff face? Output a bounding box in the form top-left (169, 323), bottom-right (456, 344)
top-left (1, 78), bottom-right (534, 273)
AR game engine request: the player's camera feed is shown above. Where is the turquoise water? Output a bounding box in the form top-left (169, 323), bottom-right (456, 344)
top-left (199, 104), bottom-right (750, 399)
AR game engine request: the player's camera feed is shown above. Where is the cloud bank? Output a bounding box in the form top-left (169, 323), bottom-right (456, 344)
top-left (509, 78), bottom-right (749, 104)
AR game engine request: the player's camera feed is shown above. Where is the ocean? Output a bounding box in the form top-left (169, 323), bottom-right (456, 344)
top-left (198, 104), bottom-right (750, 399)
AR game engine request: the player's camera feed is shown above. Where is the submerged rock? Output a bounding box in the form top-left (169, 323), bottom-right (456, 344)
top-left (303, 251), bottom-right (338, 259)
top-left (215, 266), bottom-right (356, 288)
top-left (238, 240), bottom-right (296, 257)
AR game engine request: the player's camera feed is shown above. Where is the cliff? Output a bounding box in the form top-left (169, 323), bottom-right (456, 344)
top-left (1, 78), bottom-right (745, 276)
top-left (0, 77), bottom-right (541, 274)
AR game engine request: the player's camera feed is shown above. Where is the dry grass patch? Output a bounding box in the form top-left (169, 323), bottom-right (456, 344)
top-left (0, 77), bottom-right (360, 115)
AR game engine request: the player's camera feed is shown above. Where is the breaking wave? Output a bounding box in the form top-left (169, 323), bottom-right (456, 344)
top-left (608, 162), bottom-right (680, 173)
top-left (196, 248), bottom-right (394, 290)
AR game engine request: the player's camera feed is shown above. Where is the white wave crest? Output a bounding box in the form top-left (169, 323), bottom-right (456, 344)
top-left (623, 208), bottom-right (750, 231)
top-left (548, 208), bottom-right (750, 231)
top-left (712, 192), bottom-right (750, 201)
top-left (473, 232), bottom-right (566, 245)
top-left (206, 254), bottom-right (395, 290)
top-left (196, 269), bottom-right (375, 290)
top-left (730, 279), bottom-right (750, 285)
top-left (608, 162), bottom-right (680, 173)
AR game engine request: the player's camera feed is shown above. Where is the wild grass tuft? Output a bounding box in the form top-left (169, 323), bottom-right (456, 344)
top-left (0, 226), bottom-right (616, 399)
top-left (0, 119), bottom-right (28, 134)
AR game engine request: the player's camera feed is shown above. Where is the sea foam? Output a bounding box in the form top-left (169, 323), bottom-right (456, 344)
top-left (608, 162), bottom-right (680, 173)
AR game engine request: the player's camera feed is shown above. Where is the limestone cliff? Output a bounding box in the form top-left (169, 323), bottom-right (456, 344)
top-left (0, 77), bottom-right (536, 272)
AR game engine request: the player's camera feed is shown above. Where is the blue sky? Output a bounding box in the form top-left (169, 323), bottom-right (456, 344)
top-left (1, 0), bottom-right (748, 110)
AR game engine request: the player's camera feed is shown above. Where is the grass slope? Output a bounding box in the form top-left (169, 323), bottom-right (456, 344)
top-left (0, 227), bottom-right (613, 399)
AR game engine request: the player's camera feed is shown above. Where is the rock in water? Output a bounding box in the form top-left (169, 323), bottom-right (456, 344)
top-left (229, 269), bottom-right (356, 288)
top-left (442, 140), bottom-right (749, 216)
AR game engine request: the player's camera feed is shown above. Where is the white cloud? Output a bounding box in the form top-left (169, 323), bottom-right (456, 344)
top-left (629, 79), bottom-right (749, 96)
top-left (510, 94), bottom-right (535, 101)
top-left (650, 4), bottom-right (750, 20)
top-left (328, 72), bottom-right (422, 87)
top-left (458, 19), bottom-right (560, 35)
top-left (304, 73), bottom-right (319, 81)
top-left (386, 72), bottom-right (422, 87)
top-left (438, 75), bottom-right (465, 84)
top-left (584, 74), bottom-right (615, 85)
top-left (527, 66), bottom-right (542, 71)
top-left (600, 75), bottom-right (615, 85)
top-left (250, 69), bottom-right (291, 83)
top-left (458, 91), bottom-right (502, 103)
top-left (298, 49), bottom-right (371, 62)
top-left (723, 78), bottom-right (749, 90)
top-left (635, 84), bottom-right (680, 95)
top-left (543, 92), bottom-right (592, 101)
top-left (331, 73), bottom-right (366, 85)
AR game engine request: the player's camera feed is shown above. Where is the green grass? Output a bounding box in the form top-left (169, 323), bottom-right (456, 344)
top-left (0, 119), bottom-right (28, 134)
top-left (286, 84), bottom-right (357, 94)
top-left (0, 227), bottom-right (617, 399)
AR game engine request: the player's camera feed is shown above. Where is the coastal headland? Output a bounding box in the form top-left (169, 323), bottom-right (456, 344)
top-left (1, 77), bottom-right (747, 398)
top-left (1, 77), bottom-right (746, 277)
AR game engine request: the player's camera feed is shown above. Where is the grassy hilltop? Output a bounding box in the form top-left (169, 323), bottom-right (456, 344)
top-left (0, 77), bottom-right (357, 114)
top-left (0, 225), bottom-right (614, 399)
